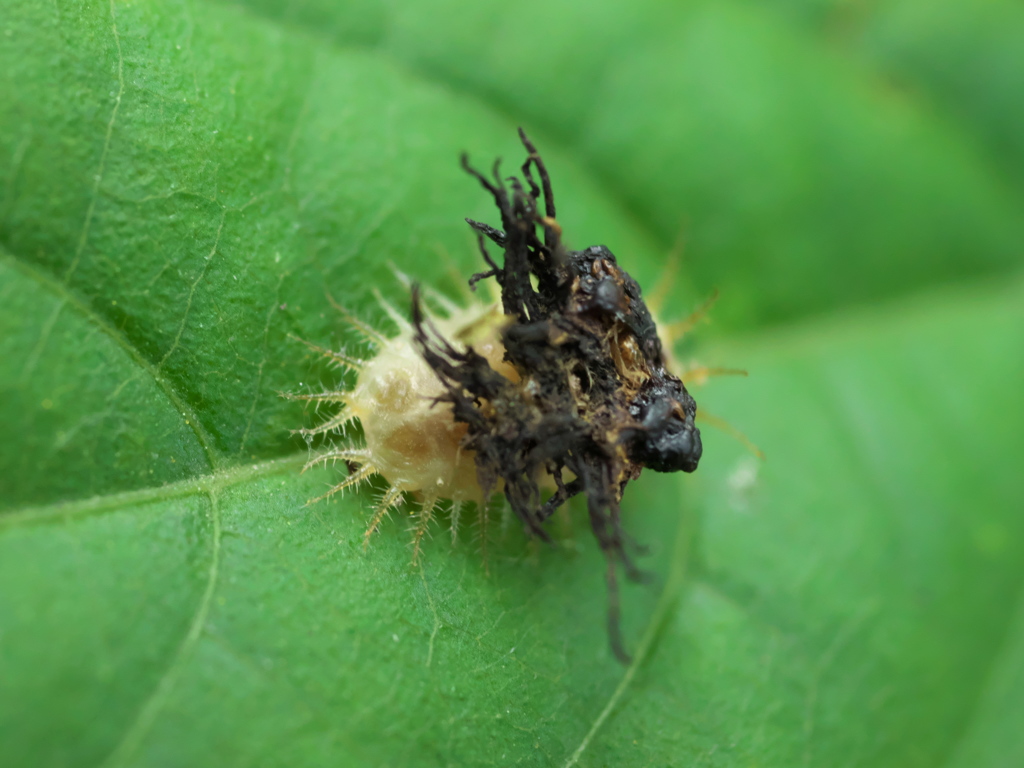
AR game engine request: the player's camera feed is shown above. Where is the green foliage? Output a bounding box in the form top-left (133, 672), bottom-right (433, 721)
top-left (1, 1), bottom-right (1022, 766)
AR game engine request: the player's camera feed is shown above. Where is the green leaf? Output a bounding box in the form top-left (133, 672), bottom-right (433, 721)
top-left (232, 0), bottom-right (1024, 329)
top-left (2, 1), bottom-right (1022, 766)
top-left (740, 0), bottom-right (1024, 195)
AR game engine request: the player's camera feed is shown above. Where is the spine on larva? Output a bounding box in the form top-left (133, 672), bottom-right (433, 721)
top-left (288, 280), bottom-right (512, 559)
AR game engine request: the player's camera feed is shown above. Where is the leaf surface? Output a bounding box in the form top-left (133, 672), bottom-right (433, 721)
top-left (1, 1), bottom-right (1022, 766)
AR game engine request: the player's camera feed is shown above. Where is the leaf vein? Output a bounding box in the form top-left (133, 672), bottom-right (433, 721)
top-left (157, 208), bottom-right (227, 374)
top-left (0, 249), bottom-right (221, 472)
top-left (64, 0), bottom-right (125, 287)
top-left (0, 454), bottom-right (304, 530)
top-left (99, 489), bottom-right (223, 768)
top-left (563, 501), bottom-right (696, 767)
top-left (238, 272), bottom-right (286, 456)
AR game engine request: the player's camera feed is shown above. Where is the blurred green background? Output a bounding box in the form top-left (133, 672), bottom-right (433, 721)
top-left (1, 1), bottom-right (1022, 766)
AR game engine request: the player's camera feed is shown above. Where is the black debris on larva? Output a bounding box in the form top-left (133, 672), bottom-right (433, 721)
top-left (412, 128), bottom-right (703, 663)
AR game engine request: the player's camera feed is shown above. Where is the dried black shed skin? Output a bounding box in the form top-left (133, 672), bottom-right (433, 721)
top-left (412, 129), bottom-right (702, 662)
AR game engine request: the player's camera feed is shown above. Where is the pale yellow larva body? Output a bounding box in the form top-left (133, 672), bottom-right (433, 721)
top-left (295, 282), bottom-right (516, 559)
top-left (345, 297), bottom-right (514, 504)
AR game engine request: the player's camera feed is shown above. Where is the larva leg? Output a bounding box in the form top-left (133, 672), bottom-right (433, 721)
top-left (449, 500), bottom-right (463, 546)
top-left (324, 290), bottom-right (389, 347)
top-left (696, 409), bottom-right (765, 460)
top-left (288, 334), bottom-right (365, 372)
top-left (373, 287), bottom-right (414, 334)
top-left (363, 484), bottom-right (404, 548)
top-left (663, 289), bottom-right (720, 341)
top-left (302, 447), bottom-right (371, 472)
top-left (681, 366), bottom-right (748, 386)
top-left (280, 389), bottom-right (347, 404)
top-left (478, 500), bottom-right (490, 575)
top-left (295, 408), bottom-right (356, 437)
top-left (411, 496), bottom-right (439, 565)
top-left (304, 461), bottom-right (375, 505)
